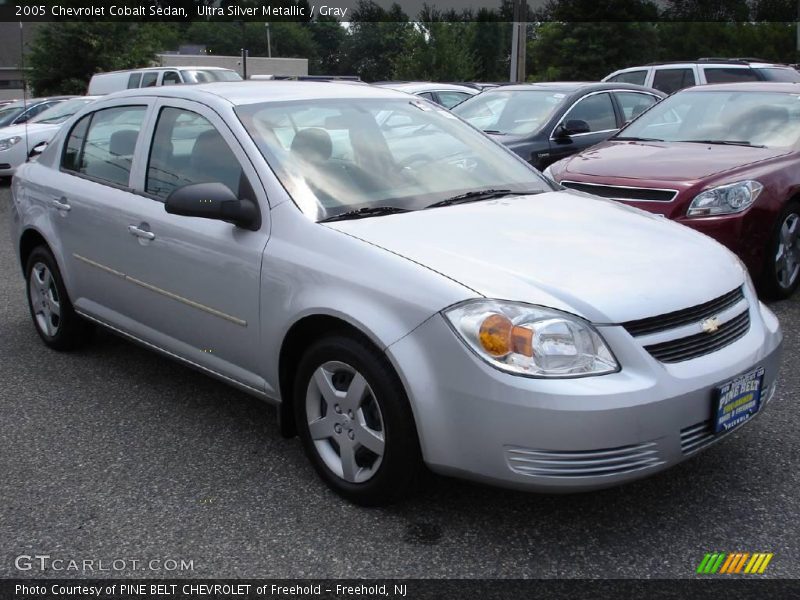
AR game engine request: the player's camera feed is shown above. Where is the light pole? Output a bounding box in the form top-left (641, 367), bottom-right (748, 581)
top-left (265, 22), bottom-right (272, 58)
top-left (509, 0), bottom-right (527, 82)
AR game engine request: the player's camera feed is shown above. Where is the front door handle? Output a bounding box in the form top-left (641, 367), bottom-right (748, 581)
top-left (128, 225), bottom-right (155, 240)
top-left (50, 197), bottom-right (71, 212)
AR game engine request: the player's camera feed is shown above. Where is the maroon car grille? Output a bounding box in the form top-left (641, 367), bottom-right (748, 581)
top-left (560, 180), bottom-right (678, 202)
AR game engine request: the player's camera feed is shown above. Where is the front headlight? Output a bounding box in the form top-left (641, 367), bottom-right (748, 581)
top-left (687, 180), bottom-right (762, 217)
top-left (443, 300), bottom-right (619, 378)
top-left (0, 136), bottom-right (22, 151)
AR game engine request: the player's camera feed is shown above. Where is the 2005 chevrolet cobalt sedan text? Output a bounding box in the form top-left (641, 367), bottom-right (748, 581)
top-left (10, 82), bottom-right (783, 505)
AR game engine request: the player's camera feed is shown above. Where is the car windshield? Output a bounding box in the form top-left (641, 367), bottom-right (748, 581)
top-left (30, 98), bottom-right (93, 124)
top-left (452, 89), bottom-right (566, 135)
top-left (618, 90), bottom-right (800, 148)
top-left (181, 69), bottom-right (242, 83)
top-left (236, 98), bottom-right (551, 221)
top-left (0, 105), bottom-right (25, 127)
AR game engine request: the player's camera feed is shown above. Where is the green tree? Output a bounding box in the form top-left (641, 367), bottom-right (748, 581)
top-left (28, 22), bottom-right (178, 95)
top-left (341, 1), bottom-right (414, 81)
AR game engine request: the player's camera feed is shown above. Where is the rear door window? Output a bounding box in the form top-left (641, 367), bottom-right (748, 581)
top-left (615, 91), bottom-right (659, 122)
top-left (127, 73), bottom-right (142, 89)
top-left (437, 91), bottom-right (472, 109)
top-left (61, 106), bottom-right (147, 187)
top-left (161, 71), bottom-right (181, 86)
top-left (608, 70), bottom-right (648, 85)
top-left (703, 67), bottom-right (760, 84)
top-left (652, 68), bottom-right (696, 94)
top-left (141, 72), bottom-right (158, 88)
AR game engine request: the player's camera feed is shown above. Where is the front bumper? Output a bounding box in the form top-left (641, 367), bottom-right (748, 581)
top-left (0, 143), bottom-right (25, 177)
top-left (387, 296), bottom-right (782, 492)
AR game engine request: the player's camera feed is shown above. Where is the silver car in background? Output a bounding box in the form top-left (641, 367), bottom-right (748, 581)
top-left (9, 83), bottom-right (782, 505)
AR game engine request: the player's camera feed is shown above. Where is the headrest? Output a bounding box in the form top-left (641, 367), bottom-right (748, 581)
top-left (290, 128), bottom-right (332, 162)
top-left (109, 130), bottom-right (138, 156)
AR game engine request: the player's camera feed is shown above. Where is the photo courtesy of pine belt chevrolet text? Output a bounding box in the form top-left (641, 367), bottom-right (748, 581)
top-left (9, 82), bottom-right (783, 505)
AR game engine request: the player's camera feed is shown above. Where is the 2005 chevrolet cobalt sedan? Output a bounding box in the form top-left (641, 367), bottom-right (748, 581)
top-left (10, 82), bottom-right (782, 505)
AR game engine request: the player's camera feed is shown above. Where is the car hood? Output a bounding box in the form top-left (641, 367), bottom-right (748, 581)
top-left (324, 192), bottom-right (745, 323)
top-left (561, 140), bottom-right (791, 181)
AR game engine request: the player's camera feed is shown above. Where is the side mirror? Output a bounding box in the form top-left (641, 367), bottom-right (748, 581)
top-left (165, 182), bottom-right (260, 231)
top-left (29, 141), bottom-right (48, 159)
top-left (556, 119), bottom-right (591, 138)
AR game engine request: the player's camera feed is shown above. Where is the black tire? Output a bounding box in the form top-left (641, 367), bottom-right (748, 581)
top-left (294, 334), bottom-right (423, 506)
top-left (25, 246), bottom-right (93, 350)
top-left (761, 201), bottom-right (800, 300)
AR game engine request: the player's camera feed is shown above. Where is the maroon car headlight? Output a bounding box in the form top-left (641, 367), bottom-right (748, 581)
top-left (687, 180), bottom-right (763, 217)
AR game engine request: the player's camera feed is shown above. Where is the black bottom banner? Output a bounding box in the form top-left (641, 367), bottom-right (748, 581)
top-left (2, 579), bottom-right (800, 600)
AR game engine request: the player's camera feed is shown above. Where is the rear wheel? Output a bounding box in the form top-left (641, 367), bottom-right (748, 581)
top-left (762, 202), bottom-right (800, 299)
top-left (294, 334), bottom-right (423, 506)
top-left (25, 246), bottom-right (93, 350)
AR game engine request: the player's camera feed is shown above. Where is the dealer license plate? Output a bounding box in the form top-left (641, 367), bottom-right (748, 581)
top-left (713, 367), bottom-right (764, 434)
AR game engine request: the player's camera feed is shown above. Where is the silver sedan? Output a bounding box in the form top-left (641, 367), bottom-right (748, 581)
top-left (10, 82), bottom-right (782, 505)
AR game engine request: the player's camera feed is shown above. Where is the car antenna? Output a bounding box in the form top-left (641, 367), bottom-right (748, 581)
top-left (19, 21), bottom-right (30, 162)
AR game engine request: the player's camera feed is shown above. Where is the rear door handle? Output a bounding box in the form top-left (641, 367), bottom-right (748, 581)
top-left (50, 197), bottom-right (71, 212)
top-left (128, 225), bottom-right (155, 240)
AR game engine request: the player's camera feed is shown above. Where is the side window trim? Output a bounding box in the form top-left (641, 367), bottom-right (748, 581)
top-left (58, 100), bottom-right (155, 191)
top-left (550, 91), bottom-right (619, 139)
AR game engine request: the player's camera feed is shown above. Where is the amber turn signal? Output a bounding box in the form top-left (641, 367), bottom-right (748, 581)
top-left (478, 314), bottom-right (534, 358)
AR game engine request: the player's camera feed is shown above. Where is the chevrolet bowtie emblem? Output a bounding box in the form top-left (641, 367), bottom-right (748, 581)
top-left (702, 317), bottom-right (721, 334)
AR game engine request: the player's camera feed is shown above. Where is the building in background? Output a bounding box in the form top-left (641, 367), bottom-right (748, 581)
top-left (157, 53), bottom-right (308, 79)
top-left (0, 23), bottom-right (40, 101)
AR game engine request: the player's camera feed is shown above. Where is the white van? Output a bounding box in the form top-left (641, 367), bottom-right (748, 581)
top-left (88, 67), bottom-right (242, 95)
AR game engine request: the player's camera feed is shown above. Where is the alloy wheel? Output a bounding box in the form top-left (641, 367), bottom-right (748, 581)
top-left (29, 262), bottom-right (61, 337)
top-left (775, 212), bottom-right (800, 289)
top-left (305, 361), bottom-right (386, 483)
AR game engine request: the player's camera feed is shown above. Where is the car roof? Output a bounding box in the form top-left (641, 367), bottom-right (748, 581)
top-left (3, 96), bottom-right (75, 108)
top-left (93, 66), bottom-right (234, 76)
top-left (102, 81), bottom-right (421, 106)
top-left (374, 82), bottom-right (478, 94)
top-left (481, 81), bottom-right (662, 94)
top-left (677, 82), bottom-right (800, 93)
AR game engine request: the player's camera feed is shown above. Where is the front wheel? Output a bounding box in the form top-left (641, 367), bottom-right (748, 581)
top-left (762, 202), bottom-right (800, 299)
top-left (294, 335), bottom-right (423, 506)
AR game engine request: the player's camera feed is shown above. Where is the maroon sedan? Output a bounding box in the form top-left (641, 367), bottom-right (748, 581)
top-left (546, 82), bottom-right (800, 299)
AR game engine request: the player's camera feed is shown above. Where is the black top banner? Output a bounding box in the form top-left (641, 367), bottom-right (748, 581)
top-left (0, 0), bottom-right (797, 22)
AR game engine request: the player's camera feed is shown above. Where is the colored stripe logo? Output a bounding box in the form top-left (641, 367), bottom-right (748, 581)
top-left (696, 552), bottom-right (773, 574)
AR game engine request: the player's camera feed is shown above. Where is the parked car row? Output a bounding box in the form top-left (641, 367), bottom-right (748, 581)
top-left (543, 82), bottom-right (800, 299)
top-left (9, 81), bottom-right (782, 505)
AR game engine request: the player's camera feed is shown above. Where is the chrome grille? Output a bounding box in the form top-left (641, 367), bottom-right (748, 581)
top-left (680, 420), bottom-right (715, 454)
top-left (560, 180), bottom-right (678, 202)
top-left (644, 310), bottom-right (750, 363)
top-left (505, 442), bottom-right (663, 478)
top-left (622, 287), bottom-right (744, 336)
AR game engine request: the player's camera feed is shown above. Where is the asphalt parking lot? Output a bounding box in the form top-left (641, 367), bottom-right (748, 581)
top-left (1, 179), bottom-right (799, 579)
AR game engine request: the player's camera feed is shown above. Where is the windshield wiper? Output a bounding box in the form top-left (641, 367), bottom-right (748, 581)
top-left (425, 189), bottom-right (527, 209)
top-left (319, 206), bottom-right (411, 222)
top-left (614, 136), bottom-right (664, 142)
top-left (679, 139), bottom-right (766, 148)
top-left (482, 129), bottom-right (504, 134)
